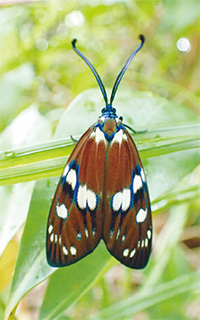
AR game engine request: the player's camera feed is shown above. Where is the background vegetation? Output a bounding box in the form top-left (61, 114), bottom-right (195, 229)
top-left (0, 0), bottom-right (199, 319)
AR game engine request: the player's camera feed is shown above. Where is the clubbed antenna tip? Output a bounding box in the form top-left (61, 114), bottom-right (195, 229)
top-left (72, 39), bottom-right (77, 47)
top-left (139, 34), bottom-right (145, 43)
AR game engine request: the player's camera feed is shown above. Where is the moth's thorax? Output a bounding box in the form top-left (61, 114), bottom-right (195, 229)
top-left (96, 115), bottom-right (123, 141)
top-left (103, 118), bottom-right (117, 136)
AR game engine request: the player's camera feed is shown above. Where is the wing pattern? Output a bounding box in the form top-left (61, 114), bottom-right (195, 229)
top-left (47, 125), bottom-right (107, 266)
top-left (47, 118), bottom-right (152, 268)
top-left (103, 128), bottom-right (152, 268)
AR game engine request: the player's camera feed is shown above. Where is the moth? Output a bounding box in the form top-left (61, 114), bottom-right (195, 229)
top-left (46, 35), bottom-right (152, 269)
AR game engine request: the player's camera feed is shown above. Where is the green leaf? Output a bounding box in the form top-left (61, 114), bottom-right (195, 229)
top-left (89, 273), bottom-right (200, 320)
top-left (4, 178), bottom-right (55, 320)
top-left (0, 106), bottom-right (51, 257)
top-left (39, 245), bottom-right (111, 320)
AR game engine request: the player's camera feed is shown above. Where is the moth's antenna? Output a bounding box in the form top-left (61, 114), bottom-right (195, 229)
top-left (72, 39), bottom-right (108, 105)
top-left (110, 35), bottom-right (145, 105)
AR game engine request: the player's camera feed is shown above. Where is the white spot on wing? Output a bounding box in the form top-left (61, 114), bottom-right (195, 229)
top-left (87, 189), bottom-right (97, 211)
top-left (77, 232), bottom-right (82, 239)
top-left (54, 234), bottom-right (58, 243)
top-left (122, 188), bottom-right (131, 211)
top-left (111, 129), bottom-right (123, 145)
top-left (59, 235), bottom-right (62, 245)
top-left (112, 191), bottom-right (122, 211)
top-left (96, 127), bottom-right (107, 144)
top-left (90, 131), bottom-right (96, 139)
top-left (77, 185), bottom-right (87, 209)
top-left (141, 239), bottom-right (145, 248)
top-left (123, 248), bottom-right (129, 257)
top-left (70, 246), bottom-right (77, 256)
top-left (133, 174), bottom-right (143, 194)
top-left (48, 224), bottom-right (53, 234)
top-left (56, 203), bottom-right (68, 219)
top-left (63, 246), bottom-right (68, 255)
top-left (122, 235), bottom-right (126, 242)
top-left (123, 133), bottom-right (127, 141)
top-left (140, 168), bottom-right (146, 183)
top-left (85, 228), bottom-right (89, 238)
top-left (147, 229), bottom-right (151, 239)
top-left (116, 228), bottom-right (121, 239)
top-left (77, 185), bottom-right (97, 211)
top-left (136, 208), bottom-right (147, 223)
top-left (145, 238), bottom-right (148, 247)
top-left (91, 127), bottom-right (107, 145)
top-left (50, 233), bottom-right (54, 242)
top-left (66, 169), bottom-right (76, 190)
top-left (62, 164), bottom-right (69, 178)
top-left (109, 230), bottom-right (114, 238)
top-left (129, 249), bottom-right (136, 258)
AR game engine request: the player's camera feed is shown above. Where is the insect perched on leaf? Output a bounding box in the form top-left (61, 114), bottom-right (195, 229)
top-left (46, 35), bottom-right (152, 269)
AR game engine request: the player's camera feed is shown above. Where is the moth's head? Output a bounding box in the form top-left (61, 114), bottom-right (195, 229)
top-left (101, 103), bottom-right (117, 119)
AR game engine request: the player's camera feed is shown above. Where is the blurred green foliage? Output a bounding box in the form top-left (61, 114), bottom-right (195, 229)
top-left (0, 1), bottom-right (199, 320)
top-left (1, 0), bottom-right (199, 132)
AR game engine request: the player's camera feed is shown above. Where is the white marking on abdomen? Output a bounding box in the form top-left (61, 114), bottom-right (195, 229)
top-left (66, 169), bottom-right (76, 190)
top-left (56, 203), bottom-right (68, 219)
top-left (133, 174), bottom-right (143, 194)
top-left (136, 208), bottom-right (147, 223)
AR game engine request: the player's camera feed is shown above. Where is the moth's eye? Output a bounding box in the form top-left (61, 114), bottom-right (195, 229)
top-left (119, 116), bottom-right (123, 121)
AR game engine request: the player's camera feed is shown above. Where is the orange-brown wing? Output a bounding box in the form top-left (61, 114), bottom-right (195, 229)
top-left (46, 125), bottom-right (107, 267)
top-left (103, 128), bottom-right (152, 269)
